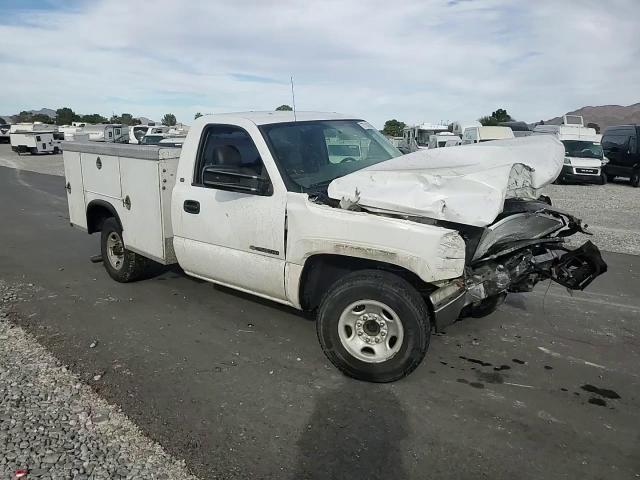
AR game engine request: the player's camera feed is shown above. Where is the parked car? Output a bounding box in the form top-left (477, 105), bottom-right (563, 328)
top-left (62, 112), bottom-right (606, 382)
top-left (601, 125), bottom-right (640, 187)
top-left (10, 123), bottom-right (57, 154)
top-left (0, 123), bottom-right (11, 143)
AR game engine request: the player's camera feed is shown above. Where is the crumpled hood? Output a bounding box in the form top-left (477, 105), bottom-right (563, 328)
top-left (327, 135), bottom-right (564, 227)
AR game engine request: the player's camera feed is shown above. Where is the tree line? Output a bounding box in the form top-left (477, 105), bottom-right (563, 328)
top-left (14, 108), bottom-right (180, 127)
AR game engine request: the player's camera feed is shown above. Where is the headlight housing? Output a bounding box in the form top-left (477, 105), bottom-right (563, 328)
top-left (564, 157), bottom-right (572, 165)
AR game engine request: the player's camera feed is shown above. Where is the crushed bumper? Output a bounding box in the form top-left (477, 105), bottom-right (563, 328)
top-left (429, 240), bottom-right (607, 331)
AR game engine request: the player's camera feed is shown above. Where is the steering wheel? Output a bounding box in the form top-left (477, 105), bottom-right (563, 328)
top-left (340, 157), bottom-right (357, 164)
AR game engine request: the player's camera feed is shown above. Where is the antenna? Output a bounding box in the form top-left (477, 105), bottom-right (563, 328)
top-left (290, 76), bottom-right (297, 122)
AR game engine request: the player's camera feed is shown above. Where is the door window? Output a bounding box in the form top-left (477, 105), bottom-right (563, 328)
top-left (629, 136), bottom-right (637, 154)
top-left (195, 125), bottom-right (270, 193)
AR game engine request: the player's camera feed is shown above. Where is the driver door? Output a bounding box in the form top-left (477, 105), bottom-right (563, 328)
top-left (172, 124), bottom-right (288, 301)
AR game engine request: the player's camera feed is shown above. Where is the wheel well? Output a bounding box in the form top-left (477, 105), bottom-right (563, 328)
top-left (298, 254), bottom-right (434, 312)
top-left (86, 201), bottom-right (122, 234)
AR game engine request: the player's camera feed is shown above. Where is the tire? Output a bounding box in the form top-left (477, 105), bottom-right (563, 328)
top-left (316, 270), bottom-right (431, 383)
top-left (30, 148), bottom-right (37, 155)
top-left (11, 146), bottom-right (18, 153)
top-left (631, 171), bottom-right (640, 188)
top-left (100, 217), bottom-right (155, 282)
top-left (598, 172), bottom-right (607, 185)
top-left (460, 293), bottom-right (507, 319)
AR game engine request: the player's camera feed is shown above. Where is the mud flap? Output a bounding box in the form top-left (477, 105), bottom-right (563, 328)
top-left (550, 241), bottom-right (607, 290)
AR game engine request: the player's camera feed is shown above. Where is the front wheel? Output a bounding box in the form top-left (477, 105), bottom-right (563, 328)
top-left (100, 217), bottom-right (156, 282)
top-left (316, 270), bottom-right (431, 383)
top-left (631, 171), bottom-right (640, 188)
top-left (599, 172), bottom-right (607, 185)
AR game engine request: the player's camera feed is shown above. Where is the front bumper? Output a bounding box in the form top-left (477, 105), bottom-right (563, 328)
top-left (558, 165), bottom-right (602, 184)
top-left (429, 240), bottom-right (607, 331)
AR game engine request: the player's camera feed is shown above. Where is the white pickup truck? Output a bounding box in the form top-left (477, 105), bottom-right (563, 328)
top-left (63, 112), bottom-right (607, 382)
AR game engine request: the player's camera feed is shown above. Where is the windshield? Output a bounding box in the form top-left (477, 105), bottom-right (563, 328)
top-left (261, 120), bottom-right (402, 191)
top-left (562, 140), bottom-right (603, 159)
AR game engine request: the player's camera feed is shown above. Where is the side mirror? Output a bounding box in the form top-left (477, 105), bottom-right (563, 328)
top-left (202, 166), bottom-right (271, 195)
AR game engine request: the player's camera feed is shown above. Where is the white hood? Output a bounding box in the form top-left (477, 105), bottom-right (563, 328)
top-left (327, 135), bottom-right (564, 227)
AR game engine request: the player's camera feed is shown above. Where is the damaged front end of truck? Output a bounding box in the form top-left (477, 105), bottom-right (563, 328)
top-left (326, 136), bottom-right (608, 331)
top-left (428, 197), bottom-right (607, 330)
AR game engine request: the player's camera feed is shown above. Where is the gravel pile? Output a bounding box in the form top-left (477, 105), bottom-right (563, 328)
top-left (543, 182), bottom-right (640, 256)
top-left (0, 282), bottom-right (198, 480)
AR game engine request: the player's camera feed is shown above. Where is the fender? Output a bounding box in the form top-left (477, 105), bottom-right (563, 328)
top-left (86, 199), bottom-right (122, 234)
top-left (285, 193), bottom-right (466, 284)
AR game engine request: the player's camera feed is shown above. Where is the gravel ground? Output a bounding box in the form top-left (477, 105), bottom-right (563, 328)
top-left (0, 282), bottom-right (198, 480)
top-left (542, 182), bottom-right (640, 256)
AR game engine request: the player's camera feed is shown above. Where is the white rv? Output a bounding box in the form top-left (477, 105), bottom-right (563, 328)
top-left (428, 132), bottom-right (462, 149)
top-left (533, 115), bottom-right (605, 184)
top-left (402, 123), bottom-right (449, 150)
top-left (129, 125), bottom-right (170, 144)
top-left (9, 123), bottom-right (58, 154)
top-left (451, 120), bottom-right (481, 138)
top-left (82, 124), bottom-right (129, 143)
top-left (461, 126), bottom-right (515, 144)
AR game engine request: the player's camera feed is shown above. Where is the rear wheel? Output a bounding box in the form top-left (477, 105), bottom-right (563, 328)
top-left (631, 171), bottom-right (640, 188)
top-left (100, 217), bottom-right (156, 282)
top-left (316, 270), bottom-right (431, 383)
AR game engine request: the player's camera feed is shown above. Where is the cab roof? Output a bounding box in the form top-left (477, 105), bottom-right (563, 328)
top-left (197, 111), bottom-right (356, 126)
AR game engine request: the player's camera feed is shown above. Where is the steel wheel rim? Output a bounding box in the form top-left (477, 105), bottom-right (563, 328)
top-left (337, 300), bottom-right (404, 363)
top-left (106, 232), bottom-right (124, 271)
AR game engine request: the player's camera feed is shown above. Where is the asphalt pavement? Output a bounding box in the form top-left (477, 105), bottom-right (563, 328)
top-left (0, 165), bottom-right (639, 479)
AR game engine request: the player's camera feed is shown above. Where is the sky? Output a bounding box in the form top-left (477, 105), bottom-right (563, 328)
top-left (0, 0), bottom-right (639, 128)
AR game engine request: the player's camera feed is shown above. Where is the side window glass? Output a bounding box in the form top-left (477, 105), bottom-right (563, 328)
top-left (629, 136), bottom-right (637, 154)
top-left (196, 125), bottom-right (270, 194)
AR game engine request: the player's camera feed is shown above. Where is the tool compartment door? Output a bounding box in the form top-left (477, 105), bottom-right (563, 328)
top-left (80, 152), bottom-right (122, 199)
top-left (62, 150), bottom-right (87, 229)
top-left (118, 157), bottom-right (166, 262)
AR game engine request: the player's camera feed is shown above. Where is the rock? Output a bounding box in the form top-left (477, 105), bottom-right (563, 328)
top-left (43, 453), bottom-right (60, 464)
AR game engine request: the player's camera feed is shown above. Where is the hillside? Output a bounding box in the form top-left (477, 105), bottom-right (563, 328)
top-left (545, 103), bottom-right (640, 131)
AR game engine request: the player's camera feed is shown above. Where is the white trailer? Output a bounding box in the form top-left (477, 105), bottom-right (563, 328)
top-left (402, 123), bottom-right (449, 151)
top-left (461, 126), bottom-right (515, 144)
top-left (82, 124), bottom-right (129, 143)
top-left (10, 123), bottom-right (58, 154)
top-left (451, 120), bottom-right (481, 137)
top-left (428, 132), bottom-right (462, 148)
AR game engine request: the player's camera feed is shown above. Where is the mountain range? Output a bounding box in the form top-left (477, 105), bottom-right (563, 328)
top-left (544, 103), bottom-right (640, 132)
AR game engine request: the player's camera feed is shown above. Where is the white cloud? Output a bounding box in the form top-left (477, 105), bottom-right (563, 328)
top-left (1, 0), bottom-right (638, 127)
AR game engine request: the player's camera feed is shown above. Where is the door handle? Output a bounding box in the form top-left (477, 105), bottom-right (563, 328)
top-left (183, 200), bottom-right (200, 214)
